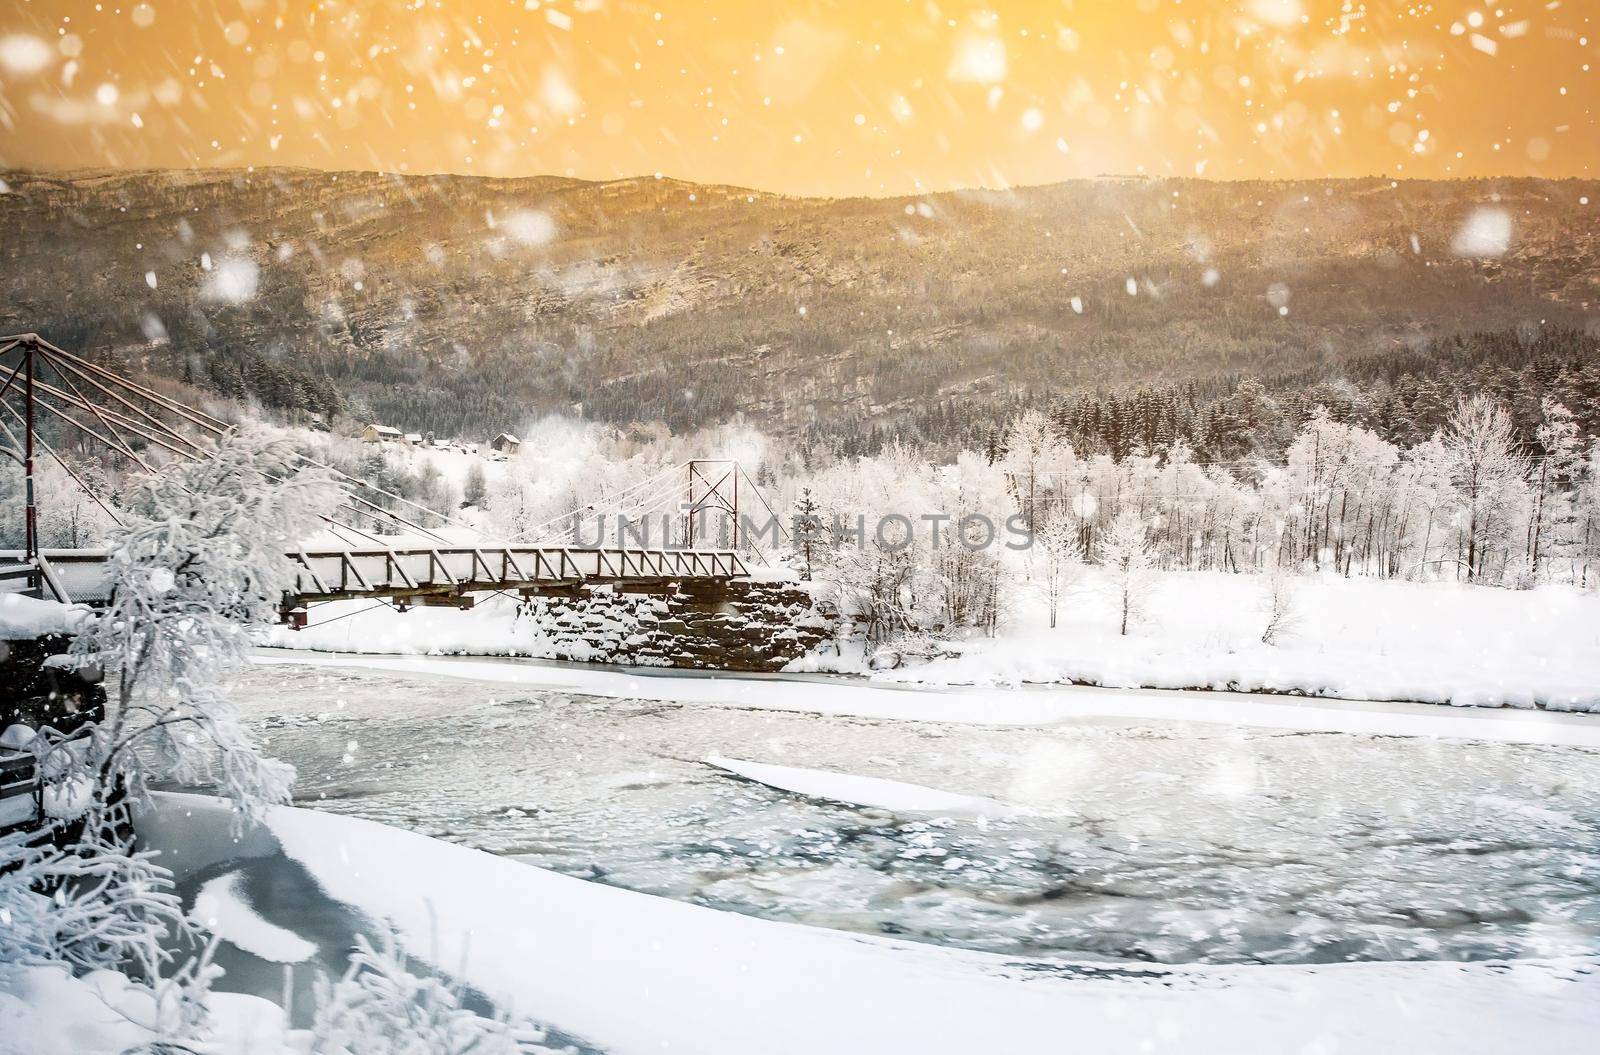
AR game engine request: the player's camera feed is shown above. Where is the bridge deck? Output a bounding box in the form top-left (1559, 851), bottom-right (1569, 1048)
top-left (287, 546), bottom-right (747, 604)
top-left (1, 546), bottom-right (750, 609)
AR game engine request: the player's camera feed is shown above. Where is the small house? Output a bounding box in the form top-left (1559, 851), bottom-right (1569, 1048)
top-left (361, 424), bottom-right (403, 444)
top-left (489, 432), bottom-right (521, 455)
top-left (403, 432), bottom-right (423, 446)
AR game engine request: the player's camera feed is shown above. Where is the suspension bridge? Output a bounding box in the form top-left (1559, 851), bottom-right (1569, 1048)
top-left (0, 333), bottom-right (782, 622)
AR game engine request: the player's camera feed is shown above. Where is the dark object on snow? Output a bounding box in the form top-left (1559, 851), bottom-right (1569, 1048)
top-left (0, 632), bottom-right (106, 837)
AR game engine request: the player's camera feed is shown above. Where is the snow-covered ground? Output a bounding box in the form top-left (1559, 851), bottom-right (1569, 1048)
top-left (0, 962), bottom-right (295, 1055)
top-left (861, 570), bottom-right (1600, 712)
top-left (127, 794), bottom-right (1600, 1055)
top-left (259, 570), bottom-right (1600, 713)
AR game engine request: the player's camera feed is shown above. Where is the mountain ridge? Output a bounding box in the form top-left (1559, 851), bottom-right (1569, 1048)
top-left (1, 166), bottom-right (1596, 440)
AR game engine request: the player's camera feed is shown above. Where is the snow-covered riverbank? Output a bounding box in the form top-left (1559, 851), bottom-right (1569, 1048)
top-left (274, 801), bottom-right (1600, 1055)
top-left (259, 571), bottom-right (1600, 713)
top-left (123, 795), bottom-right (1600, 1055)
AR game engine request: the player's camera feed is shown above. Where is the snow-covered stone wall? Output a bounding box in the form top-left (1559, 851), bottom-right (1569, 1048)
top-left (519, 580), bottom-right (833, 672)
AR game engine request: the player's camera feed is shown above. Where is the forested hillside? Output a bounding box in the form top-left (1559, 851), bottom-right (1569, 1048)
top-left (1, 167), bottom-right (1596, 449)
top-left (901, 326), bottom-right (1600, 467)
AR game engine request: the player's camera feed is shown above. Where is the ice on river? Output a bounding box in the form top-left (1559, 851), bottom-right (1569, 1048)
top-left (237, 661), bottom-right (1600, 967)
top-left (704, 755), bottom-right (1018, 819)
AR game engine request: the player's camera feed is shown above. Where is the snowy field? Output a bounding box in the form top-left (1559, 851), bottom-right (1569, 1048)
top-left (865, 570), bottom-right (1600, 711)
top-left (259, 570), bottom-right (1600, 713)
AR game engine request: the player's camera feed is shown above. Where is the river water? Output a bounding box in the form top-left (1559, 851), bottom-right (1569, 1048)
top-left (234, 660), bottom-right (1600, 967)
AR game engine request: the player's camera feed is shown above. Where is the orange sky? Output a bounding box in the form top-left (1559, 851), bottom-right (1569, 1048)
top-left (0, 1), bottom-right (1594, 196)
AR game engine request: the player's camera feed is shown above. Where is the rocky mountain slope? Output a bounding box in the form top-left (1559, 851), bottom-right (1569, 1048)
top-left (0, 166), bottom-right (1596, 438)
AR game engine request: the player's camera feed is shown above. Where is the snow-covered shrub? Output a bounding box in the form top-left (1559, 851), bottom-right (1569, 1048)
top-left (309, 933), bottom-right (545, 1055)
top-left (1259, 557), bottom-right (1300, 645)
top-left (0, 808), bottom-right (183, 980)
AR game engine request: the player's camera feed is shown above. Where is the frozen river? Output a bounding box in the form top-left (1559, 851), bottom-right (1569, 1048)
top-left (235, 659), bottom-right (1600, 967)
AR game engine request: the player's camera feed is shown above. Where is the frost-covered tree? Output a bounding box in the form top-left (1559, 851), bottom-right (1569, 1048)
top-left (1282, 409), bottom-right (1399, 574)
top-left (0, 814), bottom-right (225, 1047)
top-left (929, 452), bottom-right (1011, 635)
top-left (3, 432), bottom-right (340, 1049)
top-left (1034, 506), bottom-right (1084, 629)
top-left (1391, 437), bottom-right (1455, 580)
top-left (1000, 409), bottom-right (1075, 538)
top-left (1529, 399), bottom-right (1585, 580)
top-left (0, 815), bottom-right (184, 980)
top-left (462, 460), bottom-right (488, 509)
top-left (0, 457), bottom-right (122, 549)
top-left (486, 471), bottom-right (545, 540)
top-left (413, 459), bottom-right (459, 526)
top-left (1094, 508), bottom-right (1155, 636)
top-left (1441, 395), bottom-right (1529, 582)
top-left (815, 457), bottom-right (924, 645)
top-left (51, 432), bottom-right (342, 828)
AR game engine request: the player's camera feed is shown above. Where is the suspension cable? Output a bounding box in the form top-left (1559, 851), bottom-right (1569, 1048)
top-left (0, 414), bottom-right (126, 528)
top-left (39, 348), bottom-right (215, 458)
top-left (30, 337), bottom-right (230, 434)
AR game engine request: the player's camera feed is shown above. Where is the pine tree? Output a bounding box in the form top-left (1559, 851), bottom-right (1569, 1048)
top-left (792, 486), bottom-right (823, 580)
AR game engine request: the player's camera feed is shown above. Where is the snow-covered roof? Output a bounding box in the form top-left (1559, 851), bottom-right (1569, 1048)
top-left (404, 433), bottom-right (423, 442)
top-left (492, 432), bottom-right (521, 445)
top-left (366, 424), bottom-right (403, 436)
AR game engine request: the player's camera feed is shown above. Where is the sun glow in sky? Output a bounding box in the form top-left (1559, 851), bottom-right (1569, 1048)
top-left (0, 0), bottom-right (1594, 196)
